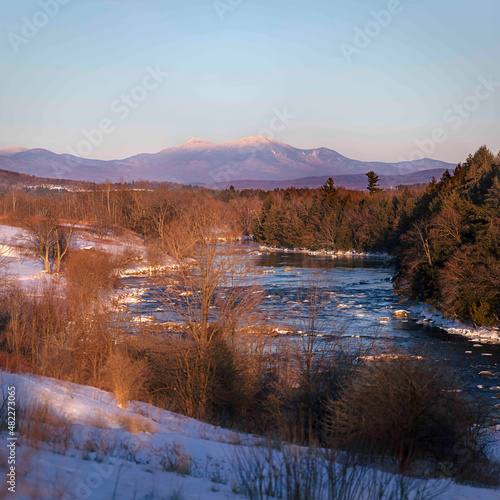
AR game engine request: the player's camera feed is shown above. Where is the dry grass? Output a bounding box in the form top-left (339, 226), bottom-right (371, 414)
top-left (117, 413), bottom-right (156, 434)
top-left (85, 410), bottom-right (111, 429)
top-left (217, 431), bottom-right (243, 446)
top-left (159, 441), bottom-right (193, 476)
top-left (101, 351), bottom-right (148, 408)
top-left (77, 430), bottom-right (119, 462)
top-left (17, 396), bottom-right (73, 454)
top-left (231, 439), bottom-right (449, 500)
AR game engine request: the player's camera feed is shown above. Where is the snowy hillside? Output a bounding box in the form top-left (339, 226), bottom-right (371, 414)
top-left (0, 223), bottom-right (171, 283)
top-left (0, 370), bottom-right (250, 499)
top-left (1, 370), bottom-right (500, 499)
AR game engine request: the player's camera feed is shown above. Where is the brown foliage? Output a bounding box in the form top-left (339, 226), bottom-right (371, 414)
top-left (0, 351), bottom-right (34, 373)
top-left (326, 356), bottom-right (486, 472)
top-left (101, 351), bottom-right (148, 408)
top-left (0, 282), bottom-right (116, 385)
top-left (64, 248), bottom-right (120, 303)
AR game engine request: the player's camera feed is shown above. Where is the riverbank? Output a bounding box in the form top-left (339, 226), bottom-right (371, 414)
top-left (405, 301), bottom-right (500, 346)
top-left (258, 245), bottom-right (392, 259)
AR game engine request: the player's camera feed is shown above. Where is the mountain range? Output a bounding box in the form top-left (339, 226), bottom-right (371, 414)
top-left (0, 137), bottom-right (454, 188)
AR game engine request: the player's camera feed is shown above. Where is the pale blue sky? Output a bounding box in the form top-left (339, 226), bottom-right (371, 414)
top-left (0, 0), bottom-right (499, 162)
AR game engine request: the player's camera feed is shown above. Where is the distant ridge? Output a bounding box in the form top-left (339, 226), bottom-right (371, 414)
top-left (205, 168), bottom-right (449, 191)
top-left (0, 137), bottom-right (455, 186)
top-left (0, 167), bottom-right (87, 191)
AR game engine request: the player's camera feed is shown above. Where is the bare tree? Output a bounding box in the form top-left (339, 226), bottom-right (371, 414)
top-left (145, 186), bottom-right (180, 245)
top-left (0, 255), bottom-right (12, 293)
top-left (159, 199), bottom-right (259, 342)
top-left (407, 219), bottom-right (433, 267)
top-left (18, 207), bottom-right (75, 274)
top-left (20, 215), bottom-right (56, 272)
top-left (229, 196), bottom-right (263, 236)
top-left (155, 196), bottom-right (264, 418)
top-left (53, 223), bottom-right (74, 274)
top-left (431, 201), bottom-right (465, 246)
top-left (318, 212), bottom-right (341, 250)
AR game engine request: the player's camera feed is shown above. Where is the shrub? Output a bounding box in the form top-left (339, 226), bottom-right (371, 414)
top-left (101, 351), bottom-right (148, 408)
top-left (0, 351), bottom-right (34, 373)
top-left (326, 355), bottom-right (489, 473)
top-left (0, 282), bottom-right (115, 385)
top-left (64, 248), bottom-right (120, 303)
top-left (159, 441), bottom-right (192, 475)
top-left (131, 332), bottom-right (251, 423)
top-left (0, 283), bottom-right (69, 367)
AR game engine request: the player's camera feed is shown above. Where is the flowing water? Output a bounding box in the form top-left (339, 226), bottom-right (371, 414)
top-left (122, 243), bottom-right (500, 419)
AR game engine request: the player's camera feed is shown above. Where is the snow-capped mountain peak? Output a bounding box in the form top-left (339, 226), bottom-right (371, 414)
top-left (0, 146), bottom-right (29, 156)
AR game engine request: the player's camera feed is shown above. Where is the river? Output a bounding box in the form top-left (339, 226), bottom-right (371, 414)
top-left (122, 243), bottom-right (500, 421)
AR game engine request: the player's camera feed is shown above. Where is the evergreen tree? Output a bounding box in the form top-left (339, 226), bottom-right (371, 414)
top-left (321, 177), bottom-right (336, 198)
top-left (366, 171), bottom-right (382, 195)
top-left (395, 146), bottom-right (500, 326)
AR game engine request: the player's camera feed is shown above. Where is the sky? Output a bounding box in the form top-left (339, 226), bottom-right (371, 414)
top-left (0, 0), bottom-right (499, 163)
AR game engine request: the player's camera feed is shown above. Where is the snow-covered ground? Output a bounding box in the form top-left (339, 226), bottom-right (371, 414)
top-left (0, 223), bottom-right (172, 283)
top-left (0, 222), bottom-right (173, 325)
top-left (0, 224), bottom-right (46, 282)
top-left (407, 301), bottom-right (500, 345)
top-left (1, 370), bottom-right (499, 499)
top-left (0, 370), bottom-right (249, 499)
top-left (258, 245), bottom-right (391, 260)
